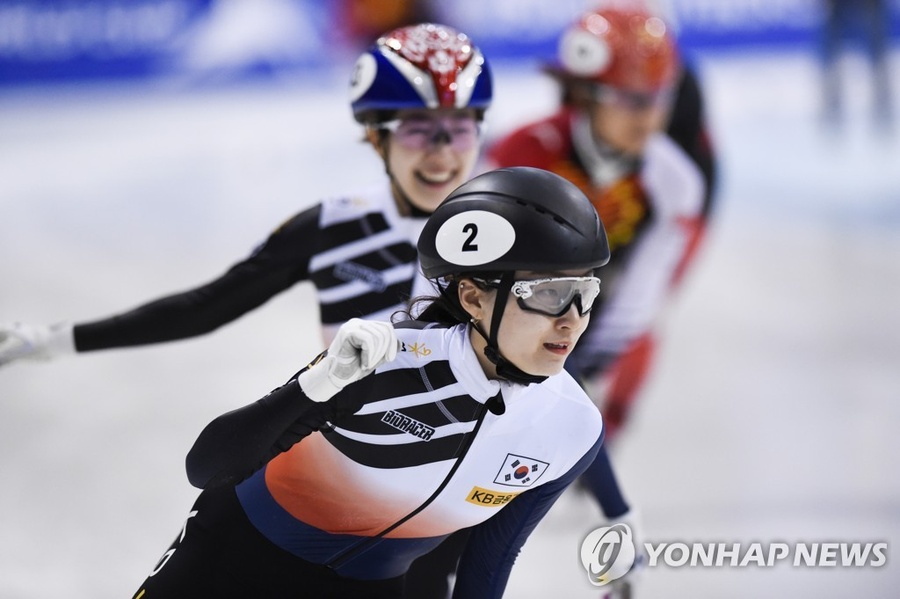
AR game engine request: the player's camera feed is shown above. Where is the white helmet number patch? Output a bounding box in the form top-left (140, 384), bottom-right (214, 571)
top-left (349, 53), bottom-right (377, 102)
top-left (435, 210), bottom-right (516, 267)
top-left (559, 28), bottom-right (611, 77)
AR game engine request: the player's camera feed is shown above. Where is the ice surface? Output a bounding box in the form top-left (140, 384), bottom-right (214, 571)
top-left (1, 47), bottom-right (898, 597)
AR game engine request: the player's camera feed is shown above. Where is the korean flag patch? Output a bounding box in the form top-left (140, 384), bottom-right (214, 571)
top-left (493, 454), bottom-right (550, 487)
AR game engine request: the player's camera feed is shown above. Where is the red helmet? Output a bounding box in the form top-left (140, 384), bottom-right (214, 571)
top-left (350, 23), bottom-right (492, 123)
top-left (549, 7), bottom-right (679, 94)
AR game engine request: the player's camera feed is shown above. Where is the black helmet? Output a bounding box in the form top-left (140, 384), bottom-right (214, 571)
top-left (418, 166), bottom-right (610, 279)
top-left (417, 167), bottom-right (610, 388)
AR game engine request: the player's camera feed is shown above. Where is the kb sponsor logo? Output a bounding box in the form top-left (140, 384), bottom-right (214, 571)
top-left (465, 486), bottom-right (520, 507)
top-left (580, 523), bottom-right (636, 586)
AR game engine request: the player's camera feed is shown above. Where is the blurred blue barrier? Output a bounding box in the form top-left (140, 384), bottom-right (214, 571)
top-left (1, 0), bottom-right (898, 87)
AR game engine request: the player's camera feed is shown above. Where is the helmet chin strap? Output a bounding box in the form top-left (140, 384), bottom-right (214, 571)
top-left (435, 276), bottom-right (549, 396)
top-left (471, 272), bottom-right (549, 388)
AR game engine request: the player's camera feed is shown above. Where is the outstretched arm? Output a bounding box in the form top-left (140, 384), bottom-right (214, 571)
top-left (74, 206), bottom-right (320, 350)
top-left (0, 206), bottom-right (321, 367)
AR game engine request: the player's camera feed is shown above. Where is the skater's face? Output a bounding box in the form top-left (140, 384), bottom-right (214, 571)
top-left (459, 270), bottom-right (594, 378)
top-left (588, 86), bottom-right (671, 156)
top-left (373, 108), bottom-right (482, 215)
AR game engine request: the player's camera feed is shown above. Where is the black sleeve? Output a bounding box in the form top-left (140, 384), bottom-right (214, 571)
top-left (185, 374), bottom-right (322, 490)
top-left (185, 360), bottom-right (368, 490)
top-left (666, 66), bottom-right (718, 216)
top-left (73, 205), bottom-right (323, 352)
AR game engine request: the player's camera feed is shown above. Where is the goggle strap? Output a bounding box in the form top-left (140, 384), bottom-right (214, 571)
top-left (436, 280), bottom-right (474, 326)
top-left (487, 272), bottom-right (512, 358)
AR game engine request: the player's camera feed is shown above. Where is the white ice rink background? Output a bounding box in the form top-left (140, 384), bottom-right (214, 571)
top-left (2, 33), bottom-right (899, 599)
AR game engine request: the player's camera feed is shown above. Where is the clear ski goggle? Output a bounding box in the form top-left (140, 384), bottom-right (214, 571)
top-left (475, 276), bottom-right (602, 317)
top-left (378, 114), bottom-right (481, 151)
top-left (592, 84), bottom-right (673, 111)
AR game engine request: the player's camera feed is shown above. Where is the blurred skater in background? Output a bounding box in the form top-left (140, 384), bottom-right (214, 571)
top-left (820, 0), bottom-right (894, 132)
top-left (487, 2), bottom-right (714, 447)
top-left (483, 9), bottom-right (715, 592)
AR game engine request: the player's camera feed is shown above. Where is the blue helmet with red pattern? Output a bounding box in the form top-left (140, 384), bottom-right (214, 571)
top-left (349, 23), bottom-right (493, 124)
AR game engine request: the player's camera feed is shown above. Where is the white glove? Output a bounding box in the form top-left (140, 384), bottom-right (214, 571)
top-left (0, 322), bottom-right (76, 367)
top-left (600, 509), bottom-right (645, 599)
top-left (298, 319), bottom-right (398, 403)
